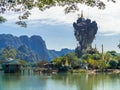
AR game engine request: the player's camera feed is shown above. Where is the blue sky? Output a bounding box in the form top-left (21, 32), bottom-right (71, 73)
top-left (0, 0), bottom-right (120, 52)
top-left (0, 22), bottom-right (120, 52)
top-left (0, 23), bottom-right (76, 50)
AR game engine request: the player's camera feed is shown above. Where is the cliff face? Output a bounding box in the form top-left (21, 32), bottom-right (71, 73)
top-left (19, 35), bottom-right (50, 61)
top-left (0, 34), bottom-right (74, 62)
top-left (73, 17), bottom-right (98, 58)
top-left (17, 45), bottom-right (40, 62)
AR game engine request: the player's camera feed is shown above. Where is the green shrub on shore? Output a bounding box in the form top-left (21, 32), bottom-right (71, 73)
top-left (51, 51), bottom-right (120, 70)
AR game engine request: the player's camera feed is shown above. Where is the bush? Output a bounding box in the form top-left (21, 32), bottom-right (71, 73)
top-left (109, 60), bottom-right (118, 69)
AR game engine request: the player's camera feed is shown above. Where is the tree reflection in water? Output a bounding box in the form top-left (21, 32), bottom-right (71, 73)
top-left (0, 72), bottom-right (120, 90)
top-left (51, 73), bottom-right (120, 90)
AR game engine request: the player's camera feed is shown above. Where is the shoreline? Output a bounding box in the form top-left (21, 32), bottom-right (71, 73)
top-left (0, 67), bottom-right (120, 74)
top-left (86, 69), bottom-right (120, 74)
top-left (69, 69), bottom-right (120, 74)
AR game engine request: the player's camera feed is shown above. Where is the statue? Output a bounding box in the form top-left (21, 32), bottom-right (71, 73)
top-left (73, 11), bottom-right (98, 58)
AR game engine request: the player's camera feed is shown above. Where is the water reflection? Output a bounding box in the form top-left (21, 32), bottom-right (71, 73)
top-left (51, 73), bottom-right (120, 90)
top-left (0, 72), bottom-right (47, 90)
top-left (0, 71), bottom-right (120, 90)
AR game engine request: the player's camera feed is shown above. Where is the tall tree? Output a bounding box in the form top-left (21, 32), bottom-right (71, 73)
top-left (1, 48), bottom-right (17, 59)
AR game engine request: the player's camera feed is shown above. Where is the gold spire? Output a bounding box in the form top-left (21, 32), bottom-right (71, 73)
top-left (81, 10), bottom-right (84, 18)
top-left (65, 58), bottom-right (69, 66)
top-left (95, 44), bottom-right (97, 50)
top-left (102, 44), bottom-right (104, 60)
top-left (94, 44), bottom-right (98, 53)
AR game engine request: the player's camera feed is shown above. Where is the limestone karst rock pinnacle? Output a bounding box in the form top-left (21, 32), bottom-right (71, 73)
top-left (73, 12), bottom-right (98, 58)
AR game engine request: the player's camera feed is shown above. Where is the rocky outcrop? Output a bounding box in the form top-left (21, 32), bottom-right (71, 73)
top-left (73, 17), bottom-right (98, 58)
top-left (17, 45), bottom-right (40, 62)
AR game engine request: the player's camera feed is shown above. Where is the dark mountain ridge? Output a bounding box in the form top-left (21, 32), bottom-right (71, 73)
top-left (0, 34), bottom-right (74, 62)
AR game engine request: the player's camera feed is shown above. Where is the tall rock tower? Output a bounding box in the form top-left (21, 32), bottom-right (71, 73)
top-left (73, 11), bottom-right (98, 58)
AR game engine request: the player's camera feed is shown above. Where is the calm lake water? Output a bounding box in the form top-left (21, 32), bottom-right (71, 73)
top-left (0, 71), bottom-right (120, 90)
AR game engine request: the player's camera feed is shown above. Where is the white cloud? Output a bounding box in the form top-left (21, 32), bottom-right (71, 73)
top-left (28, 6), bottom-right (78, 25)
top-left (2, 0), bottom-right (120, 36)
top-left (98, 32), bottom-right (120, 36)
